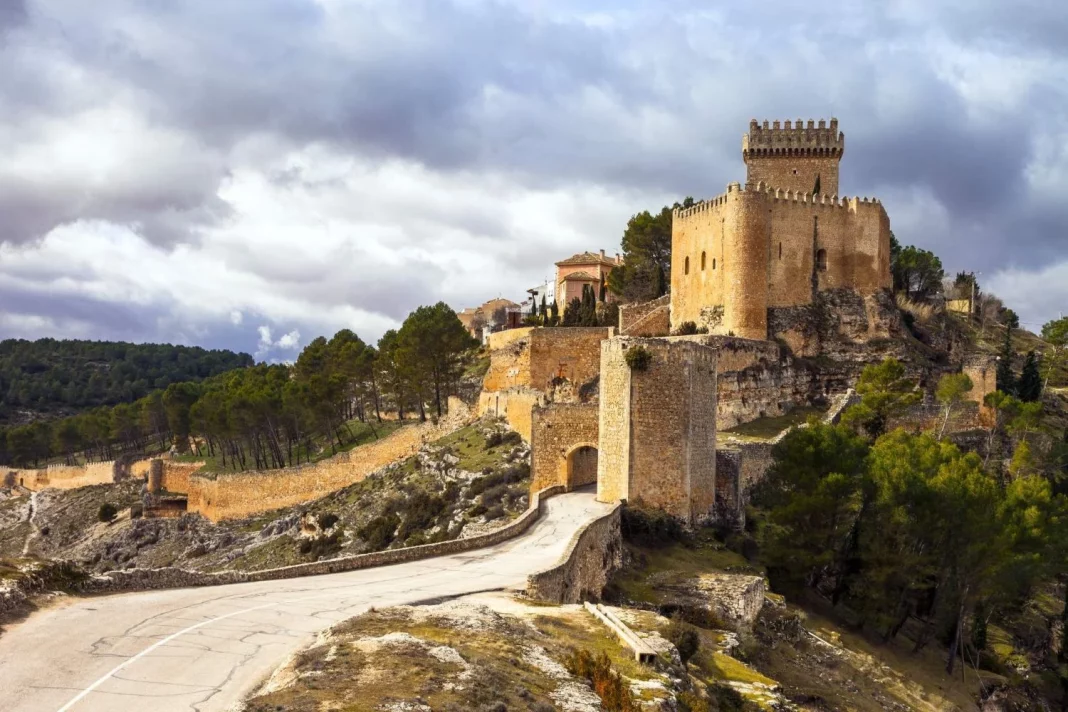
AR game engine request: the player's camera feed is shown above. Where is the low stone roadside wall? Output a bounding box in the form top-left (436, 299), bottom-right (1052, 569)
top-left (77, 485), bottom-right (568, 596)
top-left (526, 503), bottom-right (622, 604)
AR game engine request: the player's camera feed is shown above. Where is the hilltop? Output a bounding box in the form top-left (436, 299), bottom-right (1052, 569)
top-left (0, 338), bottom-right (252, 426)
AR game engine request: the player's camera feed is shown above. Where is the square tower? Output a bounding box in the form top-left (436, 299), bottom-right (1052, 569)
top-left (597, 337), bottom-right (717, 524)
top-left (743, 118), bottom-right (844, 196)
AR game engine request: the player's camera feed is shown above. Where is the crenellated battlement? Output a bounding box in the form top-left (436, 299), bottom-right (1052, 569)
top-left (742, 118), bottom-right (844, 158)
top-left (673, 180), bottom-right (881, 221)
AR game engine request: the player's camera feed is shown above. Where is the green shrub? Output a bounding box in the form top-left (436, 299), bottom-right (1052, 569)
top-left (97, 503), bottom-right (118, 523)
top-left (563, 649), bottom-right (638, 712)
top-left (359, 513), bottom-right (399, 549)
top-left (675, 321), bottom-right (699, 335)
top-left (621, 504), bottom-right (687, 547)
top-left (624, 345), bottom-right (652, 371)
top-left (397, 492), bottom-right (447, 541)
top-left (666, 619), bottom-right (701, 663)
top-left (299, 532), bottom-right (342, 559)
top-left (484, 505), bottom-right (506, 521)
top-left (480, 483), bottom-right (510, 507)
top-left (467, 503), bottom-right (488, 518)
top-left (317, 512), bottom-right (339, 530)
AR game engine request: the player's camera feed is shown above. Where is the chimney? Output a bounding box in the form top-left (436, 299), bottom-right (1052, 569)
top-left (615, 253), bottom-right (622, 264)
top-left (599, 249), bottom-right (605, 259)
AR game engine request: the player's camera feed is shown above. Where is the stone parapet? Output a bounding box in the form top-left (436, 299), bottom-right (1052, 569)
top-left (79, 485), bottom-right (569, 595)
top-left (526, 503), bottom-right (621, 604)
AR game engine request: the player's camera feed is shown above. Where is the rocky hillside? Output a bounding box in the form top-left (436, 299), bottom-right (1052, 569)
top-left (0, 420), bottom-right (532, 576)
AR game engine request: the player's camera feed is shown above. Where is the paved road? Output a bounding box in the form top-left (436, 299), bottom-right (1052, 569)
top-left (0, 491), bottom-right (612, 712)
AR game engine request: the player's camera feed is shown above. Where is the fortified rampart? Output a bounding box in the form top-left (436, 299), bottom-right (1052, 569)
top-left (4, 461), bottom-right (120, 491)
top-left (187, 398), bottom-right (473, 521)
top-left (598, 338), bottom-right (717, 523)
top-left (671, 181), bottom-right (891, 340)
top-left (530, 403), bottom-right (599, 493)
top-left (478, 326), bottom-right (613, 440)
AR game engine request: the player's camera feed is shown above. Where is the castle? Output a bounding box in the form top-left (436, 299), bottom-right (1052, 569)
top-left (481, 118), bottom-right (992, 526)
top-left (671, 119), bottom-right (891, 348)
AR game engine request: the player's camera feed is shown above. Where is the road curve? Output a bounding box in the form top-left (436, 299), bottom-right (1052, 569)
top-left (0, 490), bottom-right (613, 712)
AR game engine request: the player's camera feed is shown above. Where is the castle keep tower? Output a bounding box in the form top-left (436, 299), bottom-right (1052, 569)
top-left (742, 118), bottom-right (844, 196)
top-left (670, 119), bottom-right (891, 346)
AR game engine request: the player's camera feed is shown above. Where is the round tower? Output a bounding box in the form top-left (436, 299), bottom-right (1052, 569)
top-left (722, 183), bottom-right (769, 340)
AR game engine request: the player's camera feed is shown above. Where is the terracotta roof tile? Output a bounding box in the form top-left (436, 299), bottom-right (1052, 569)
top-left (555, 251), bottom-right (617, 267)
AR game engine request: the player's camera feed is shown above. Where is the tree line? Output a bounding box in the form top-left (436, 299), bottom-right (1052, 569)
top-left (0, 338), bottom-right (253, 426)
top-left (0, 303), bottom-right (476, 471)
top-left (756, 358), bottom-right (1068, 675)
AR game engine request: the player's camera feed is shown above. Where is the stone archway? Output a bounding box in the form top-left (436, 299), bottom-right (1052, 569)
top-left (565, 445), bottom-right (598, 490)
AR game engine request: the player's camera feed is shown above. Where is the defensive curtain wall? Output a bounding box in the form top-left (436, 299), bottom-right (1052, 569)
top-left (478, 326), bottom-right (613, 440)
top-left (670, 182), bottom-right (891, 341)
top-left (3, 461), bottom-right (121, 491)
top-left (186, 398), bottom-right (474, 521)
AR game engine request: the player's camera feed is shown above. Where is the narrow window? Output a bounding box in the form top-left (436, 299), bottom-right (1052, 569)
top-left (816, 248), bottom-right (827, 272)
top-left (778, 242), bottom-right (782, 260)
top-left (701, 252), bottom-right (706, 270)
top-left (684, 256), bottom-right (689, 275)
top-left (712, 258), bottom-right (717, 270)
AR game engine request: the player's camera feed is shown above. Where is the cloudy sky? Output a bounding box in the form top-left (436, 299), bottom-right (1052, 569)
top-left (1, 0), bottom-right (1066, 360)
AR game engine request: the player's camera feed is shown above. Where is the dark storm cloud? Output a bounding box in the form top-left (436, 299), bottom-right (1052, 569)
top-left (2, 0), bottom-right (1067, 346)
top-left (0, 0), bottom-right (26, 32)
top-left (0, 282), bottom-right (161, 339)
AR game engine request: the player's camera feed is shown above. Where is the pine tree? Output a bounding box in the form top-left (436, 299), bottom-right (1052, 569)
top-left (1018, 351), bottom-right (1043, 402)
top-left (996, 327), bottom-right (1015, 395)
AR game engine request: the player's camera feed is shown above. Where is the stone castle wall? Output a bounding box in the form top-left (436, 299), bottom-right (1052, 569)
top-left (526, 503), bottom-right (622, 604)
top-left (477, 387), bottom-right (546, 442)
top-left (598, 338), bottom-right (717, 523)
top-left (530, 403), bottom-right (599, 493)
top-left (670, 182), bottom-right (891, 340)
top-left (187, 398), bottom-right (473, 521)
top-left (619, 295), bottom-right (670, 337)
top-left (5, 461), bottom-right (119, 491)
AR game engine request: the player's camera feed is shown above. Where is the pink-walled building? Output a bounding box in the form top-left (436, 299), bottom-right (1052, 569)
top-left (554, 250), bottom-right (622, 306)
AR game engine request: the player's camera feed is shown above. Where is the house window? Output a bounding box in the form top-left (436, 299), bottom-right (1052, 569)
top-left (684, 256), bottom-right (689, 275)
top-left (816, 248), bottom-right (827, 272)
top-left (701, 252), bottom-right (706, 270)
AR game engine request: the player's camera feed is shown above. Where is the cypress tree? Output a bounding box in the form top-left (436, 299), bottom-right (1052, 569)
top-left (996, 327), bottom-right (1015, 395)
top-left (550, 300), bottom-right (559, 326)
top-left (1018, 351), bottom-right (1043, 402)
top-left (599, 274), bottom-right (607, 302)
top-left (539, 294), bottom-right (547, 319)
top-left (652, 264), bottom-right (666, 298)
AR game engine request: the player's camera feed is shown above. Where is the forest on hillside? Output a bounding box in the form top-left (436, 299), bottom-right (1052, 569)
top-left (0, 338), bottom-right (253, 426)
top-left (0, 303), bottom-right (477, 470)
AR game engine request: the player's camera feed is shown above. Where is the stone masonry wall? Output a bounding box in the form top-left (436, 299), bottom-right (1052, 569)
top-left (598, 338), bottom-right (717, 523)
top-left (477, 387), bottom-right (546, 442)
top-left (671, 182), bottom-right (891, 339)
top-left (529, 327), bottom-right (613, 390)
top-left (530, 403), bottom-right (599, 493)
top-left (619, 295), bottom-right (671, 337)
top-left (79, 485), bottom-right (567, 595)
top-left (526, 503), bottom-right (622, 604)
top-left (187, 399), bottom-right (474, 521)
top-left (6, 461), bottom-right (119, 491)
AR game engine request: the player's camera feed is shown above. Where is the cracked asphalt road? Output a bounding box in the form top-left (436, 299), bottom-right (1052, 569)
top-left (0, 490), bottom-right (613, 712)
